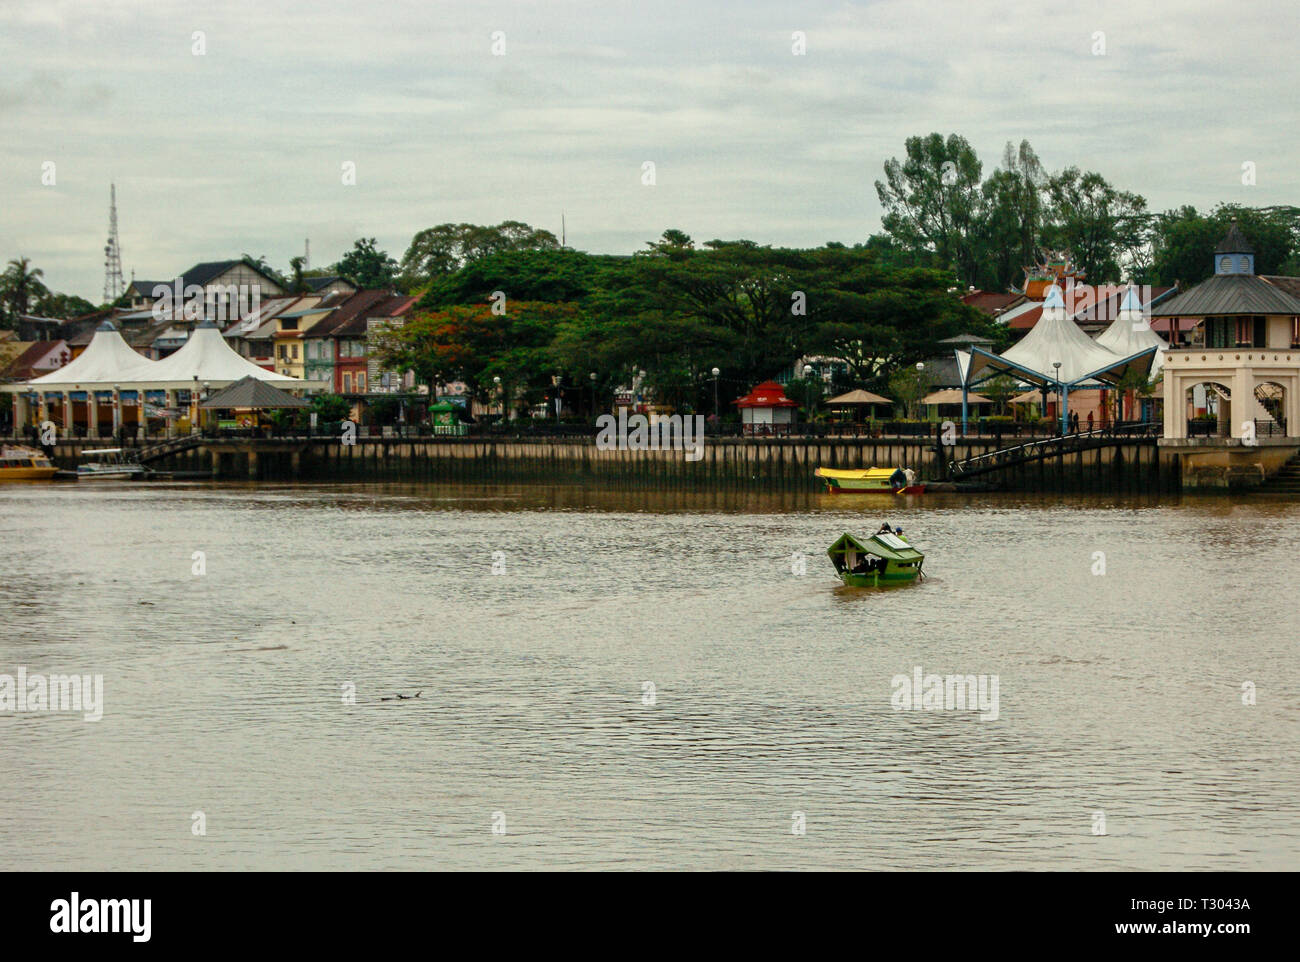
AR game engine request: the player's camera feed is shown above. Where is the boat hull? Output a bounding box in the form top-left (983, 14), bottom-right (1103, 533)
top-left (815, 467), bottom-right (924, 494)
top-left (77, 468), bottom-right (141, 480)
top-left (824, 482), bottom-right (926, 494)
top-left (838, 569), bottom-right (920, 587)
top-left (0, 467), bottom-right (58, 481)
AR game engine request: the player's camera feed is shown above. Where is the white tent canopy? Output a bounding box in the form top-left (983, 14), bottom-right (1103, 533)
top-left (960, 285), bottom-right (1156, 389)
top-left (20, 320), bottom-right (160, 388)
top-left (1094, 284), bottom-right (1168, 379)
top-left (147, 320), bottom-right (302, 390)
top-left (3, 319), bottom-right (313, 394)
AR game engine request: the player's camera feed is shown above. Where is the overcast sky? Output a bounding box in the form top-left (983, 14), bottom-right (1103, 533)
top-left (2, 0), bottom-right (1296, 301)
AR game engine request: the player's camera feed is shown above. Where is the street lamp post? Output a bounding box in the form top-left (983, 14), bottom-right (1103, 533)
top-left (711, 367), bottom-right (720, 421)
top-left (1052, 361), bottom-right (1064, 435)
top-left (589, 371), bottom-right (597, 421)
top-left (493, 375), bottom-right (502, 423)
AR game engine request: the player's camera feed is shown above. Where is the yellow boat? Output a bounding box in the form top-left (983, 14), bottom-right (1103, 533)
top-left (0, 445), bottom-right (57, 481)
top-left (815, 466), bottom-right (925, 494)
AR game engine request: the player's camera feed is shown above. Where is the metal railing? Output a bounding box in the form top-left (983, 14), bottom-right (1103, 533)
top-left (949, 421), bottom-right (1161, 478)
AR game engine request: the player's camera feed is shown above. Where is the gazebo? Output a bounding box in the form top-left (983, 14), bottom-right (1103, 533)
top-left (733, 380), bottom-right (798, 436)
top-left (826, 388), bottom-right (893, 425)
top-left (200, 375), bottom-right (309, 433)
top-left (921, 389), bottom-right (991, 422)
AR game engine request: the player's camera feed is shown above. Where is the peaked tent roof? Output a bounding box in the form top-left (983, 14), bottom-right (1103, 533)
top-left (147, 321), bottom-right (304, 388)
top-left (961, 285), bottom-right (1156, 389)
top-left (1095, 285), bottom-right (1169, 378)
top-left (201, 375), bottom-right (309, 409)
top-left (24, 320), bottom-right (160, 386)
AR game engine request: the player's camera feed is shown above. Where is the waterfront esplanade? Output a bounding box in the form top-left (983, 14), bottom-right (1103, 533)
top-left (2, 319), bottom-right (313, 439)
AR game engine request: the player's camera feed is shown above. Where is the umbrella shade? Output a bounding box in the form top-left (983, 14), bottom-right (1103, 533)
top-left (1008, 390), bottom-right (1044, 405)
top-left (826, 389), bottom-right (893, 406)
top-left (921, 389), bottom-right (991, 405)
top-left (200, 375), bottom-right (310, 409)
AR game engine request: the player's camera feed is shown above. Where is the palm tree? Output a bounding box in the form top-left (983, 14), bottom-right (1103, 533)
top-left (1, 257), bottom-right (50, 328)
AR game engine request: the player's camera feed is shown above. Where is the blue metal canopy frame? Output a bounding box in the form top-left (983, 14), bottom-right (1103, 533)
top-left (956, 345), bottom-right (1158, 435)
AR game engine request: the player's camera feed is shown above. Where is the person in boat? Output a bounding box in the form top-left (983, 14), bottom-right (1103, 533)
top-left (877, 522), bottom-right (894, 535)
top-left (894, 527), bottom-right (907, 543)
top-left (903, 467), bottom-right (916, 487)
top-left (851, 555), bottom-right (871, 574)
top-left (889, 467), bottom-right (907, 489)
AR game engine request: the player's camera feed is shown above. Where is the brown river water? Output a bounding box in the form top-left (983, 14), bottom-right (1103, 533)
top-left (1, 481), bottom-right (1297, 870)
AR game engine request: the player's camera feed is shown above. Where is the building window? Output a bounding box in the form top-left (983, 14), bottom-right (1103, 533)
top-left (357, 372), bottom-right (366, 393)
top-left (343, 373), bottom-right (352, 393)
top-left (278, 345), bottom-right (286, 359)
top-left (1292, 317), bottom-right (1300, 348)
top-left (292, 344), bottom-right (299, 359)
top-left (282, 318), bottom-right (298, 330)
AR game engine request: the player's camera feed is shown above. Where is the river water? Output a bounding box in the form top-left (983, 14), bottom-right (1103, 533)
top-left (1, 481), bottom-right (1297, 870)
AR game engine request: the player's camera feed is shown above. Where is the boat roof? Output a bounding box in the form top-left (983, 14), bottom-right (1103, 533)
top-left (827, 531), bottom-right (924, 562)
top-left (81, 448), bottom-right (124, 454)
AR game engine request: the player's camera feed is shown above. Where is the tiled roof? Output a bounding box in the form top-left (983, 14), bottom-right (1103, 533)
top-left (961, 291), bottom-right (1021, 315)
top-left (2, 341), bottom-right (70, 379)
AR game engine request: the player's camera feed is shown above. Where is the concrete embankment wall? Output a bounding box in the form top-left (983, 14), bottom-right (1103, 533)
top-left (42, 436), bottom-right (1173, 491)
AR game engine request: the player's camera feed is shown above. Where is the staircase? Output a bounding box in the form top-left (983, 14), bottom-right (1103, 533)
top-left (137, 434), bottom-right (206, 464)
top-left (949, 422), bottom-right (1161, 479)
top-left (1257, 451), bottom-right (1300, 495)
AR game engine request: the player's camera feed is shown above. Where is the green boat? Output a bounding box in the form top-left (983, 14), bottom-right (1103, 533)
top-left (827, 531), bottom-right (925, 587)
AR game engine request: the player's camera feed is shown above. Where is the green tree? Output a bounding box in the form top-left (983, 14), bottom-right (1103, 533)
top-left (888, 364), bottom-right (933, 420)
top-left (288, 256), bottom-right (310, 295)
top-left (311, 393), bottom-right (352, 422)
top-left (974, 141), bottom-right (1047, 291)
top-left (1148, 204), bottom-right (1298, 286)
top-left (875, 132), bottom-right (984, 286)
top-left (334, 238), bottom-right (399, 289)
top-left (1042, 168), bottom-right (1148, 282)
top-left (33, 291), bottom-right (96, 318)
top-left (400, 221), bottom-right (559, 290)
top-left (0, 257), bottom-right (51, 328)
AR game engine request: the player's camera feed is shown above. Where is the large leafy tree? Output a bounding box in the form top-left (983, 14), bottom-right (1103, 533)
top-left (334, 238), bottom-right (399, 290)
top-left (400, 221), bottom-right (560, 290)
top-left (1041, 168), bottom-right (1148, 282)
top-left (974, 141), bottom-right (1048, 291)
top-left (372, 301), bottom-right (578, 409)
top-left (875, 133), bottom-right (984, 286)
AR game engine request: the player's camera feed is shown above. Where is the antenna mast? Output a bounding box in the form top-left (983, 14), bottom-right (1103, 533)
top-left (103, 183), bottom-right (125, 303)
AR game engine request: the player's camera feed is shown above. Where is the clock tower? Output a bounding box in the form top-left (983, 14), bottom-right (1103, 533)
top-left (1213, 220), bottom-right (1255, 275)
